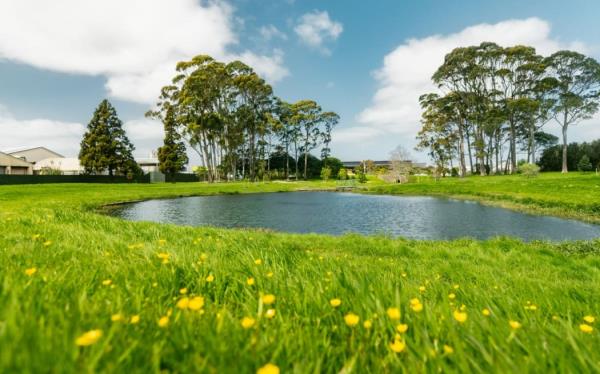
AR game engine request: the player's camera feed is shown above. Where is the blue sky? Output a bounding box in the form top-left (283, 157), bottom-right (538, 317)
top-left (1, 0), bottom-right (599, 163)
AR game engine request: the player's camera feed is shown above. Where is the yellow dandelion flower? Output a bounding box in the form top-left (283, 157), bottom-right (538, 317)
top-left (580, 324), bottom-right (593, 333)
top-left (482, 308), bottom-right (491, 316)
top-left (262, 294), bottom-right (276, 305)
top-left (254, 259), bottom-right (263, 265)
top-left (330, 298), bottom-right (342, 307)
top-left (401, 272), bottom-right (407, 278)
top-left (102, 279), bottom-right (112, 286)
top-left (241, 317), bottom-right (256, 329)
top-left (176, 297), bottom-right (190, 310)
top-left (460, 304), bottom-right (467, 311)
top-left (130, 315), bottom-right (140, 324)
top-left (25, 267), bottom-right (37, 276)
top-left (75, 329), bottom-right (102, 346)
top-left (257, 363), bottom-right (280, 374)
top-left (363, 320), bottom-right (372, 329)
top-left (247, 277), bottom-right (255, 286)
top-left (158, 316), bottom-right (169, 328)
top-left (509, 320), bottom-right (521, 330)
top-left (583, 315), bottom-right (595, 324)
top-left (410, 298), bottom-right (423, 312)
top-left (443, 345), bottom-right (454, 354)
top-left (453, 284), bottom-right (460, 289)
top-left (410, 298), bottom-right (420, 305)
top-left (396, 323), bottom-right (409, 333)
top-left (344, 313), bottom-right (360, 327)
top-left (419, 286), bottom-right (426, 293)
top-left (387, 307), bottom-right (401, 320)
top-left (389, 339), bottom-right (406, 353)
top-left (453, 310), bottom-right (468, 323)
top-left (188, 296), bottom-right (205, 311)
top-left (179, 288), bottom-right (188, 295)
top-left (205, 274), bottom-right (215, 282)
top-left (448, 293), bottom-right (456, 300)
top-left (552, 315), bottom-right (560, 321)
top-left (265, 309), bottom-right (276, 319)
top-left (43, 240), bottom-right (52, 247)
top-left (111, 313), bottom-right (123, 322)
top-left (266, 271), bottom-right (274, 278)
top-left (158, 239), bottom-right (167, 246)
top-left (32, 234), bottom-right (41, 240)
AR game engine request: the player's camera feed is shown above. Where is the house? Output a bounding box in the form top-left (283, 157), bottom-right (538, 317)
top-left (7, 147), bottom-right (64, 165)
top-left (0, 151), bottom-right (34, 175)
top-left (34, 157), bottom-right (83, 175)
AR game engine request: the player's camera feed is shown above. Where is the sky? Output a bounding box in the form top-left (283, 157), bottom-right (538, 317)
top-left (1, 0), bottom-right (600, 164)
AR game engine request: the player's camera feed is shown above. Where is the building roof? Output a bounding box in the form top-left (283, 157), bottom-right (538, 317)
top-left (6, 146), bottom-right (64, 158)
top-left (0, 151), bottom-right (34, 167)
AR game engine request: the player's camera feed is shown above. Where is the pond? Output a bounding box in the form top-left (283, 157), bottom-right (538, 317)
top-left (109, 192), bottom-right (600, 241)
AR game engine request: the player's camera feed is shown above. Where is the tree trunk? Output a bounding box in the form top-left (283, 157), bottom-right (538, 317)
top-left (303, 152), bottom-right (308, 180)
top-left (458, 120), bottom-right (467, 177)
top-left (465, 126), bottom-right (474, 174)
top-left (509, 119), bottom-right (517, 174)
top-left (561, 124), bottom-right (569, 173)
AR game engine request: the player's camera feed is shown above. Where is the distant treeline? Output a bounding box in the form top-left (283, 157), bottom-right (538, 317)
top-left (538, 139), bottom-right (600, 172)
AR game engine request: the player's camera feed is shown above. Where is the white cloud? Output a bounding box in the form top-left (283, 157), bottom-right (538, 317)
top-left (294, 10), bottom-right (343, 54)
top-left (0, 105), bottom-right (85, 157)
top-left (235, 49), bottom-right (289, 83)
top-left (355, 17), bottom-right (591, 157)
top-left (0, 105), bottom-right (165, 158)
top-left (260, 25), bottom-right (288, 41)
top-left (0, 0), bottom-right (288, 104)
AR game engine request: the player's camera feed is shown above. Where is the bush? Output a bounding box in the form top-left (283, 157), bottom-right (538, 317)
top-left (337, 168), bottom-right (348, 180)
top-left (357, 171), bottom-right (368, 183)
top-left (320, 167), bottom-right (332, 181)
top-left (519, 163), bottom-right (540, 178)
top-left (577, 155), bottom-right (593, 172)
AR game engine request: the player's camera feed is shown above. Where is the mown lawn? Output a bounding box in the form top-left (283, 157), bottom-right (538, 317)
top-left (0, 177), bottom-right (599, 373)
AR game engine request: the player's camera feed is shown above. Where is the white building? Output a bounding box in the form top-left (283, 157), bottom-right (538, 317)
top-left (0, 151), bottom-right (34, 174)
top-left (34, 157), bottom-right (84, 175)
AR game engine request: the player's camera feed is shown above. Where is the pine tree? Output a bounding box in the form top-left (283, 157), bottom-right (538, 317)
top-left (79, 99), bottom-right (139, 176)
top-left (158, 106), bottom-right (188, 179)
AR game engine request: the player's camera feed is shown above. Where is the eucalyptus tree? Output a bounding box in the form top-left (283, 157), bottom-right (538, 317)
top-left (320, 111), bottom-right (340, 159)
top-left (544, 50), bottom-right (600, 172)
top-left (290, 100), bottom-right (322, 180)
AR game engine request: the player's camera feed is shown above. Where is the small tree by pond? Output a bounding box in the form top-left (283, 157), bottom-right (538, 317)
top-left (320, 167), bottom-right (332, 181)
top-left (519, 163), bottom-right (540, 178)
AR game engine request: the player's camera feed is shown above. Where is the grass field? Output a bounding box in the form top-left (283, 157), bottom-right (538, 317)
top-left (0, 175), bottom-right (599, 372)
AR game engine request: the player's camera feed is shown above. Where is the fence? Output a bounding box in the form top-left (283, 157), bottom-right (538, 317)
top-left (0, 174), bottom-right (151, 185)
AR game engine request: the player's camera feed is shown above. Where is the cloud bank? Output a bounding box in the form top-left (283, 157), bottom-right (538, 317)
top-left (294, 10), bottom-right (343, 54)
top-left (0, 0), bottom-right (288, 104)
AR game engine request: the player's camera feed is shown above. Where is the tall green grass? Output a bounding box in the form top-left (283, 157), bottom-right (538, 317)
top-left (0, 179), bottom-right (599, 372)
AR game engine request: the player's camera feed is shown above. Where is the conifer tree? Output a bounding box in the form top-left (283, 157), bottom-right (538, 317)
top-left (79, 99), bottom-right (139, 176)
top-left (158, 106), bottom-right (188, 179)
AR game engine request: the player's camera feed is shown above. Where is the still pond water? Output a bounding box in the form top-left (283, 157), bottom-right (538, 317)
top-left (110, 192), bottom-right (600, 241)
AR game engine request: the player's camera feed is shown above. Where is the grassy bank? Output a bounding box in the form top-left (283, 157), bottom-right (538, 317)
top-left (0, 179), bottom-right (599, 372)
top-left (371, 172), bottom-right (600, 224)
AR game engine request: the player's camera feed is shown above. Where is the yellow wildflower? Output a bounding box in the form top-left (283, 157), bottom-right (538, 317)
top-left (580, 324), bottom-right (593, 333)
top-left (158, 239), bottom-right (167, 246)
top-left (262, 294), bottom-right (276, 305)
top-left (448, 293), bottom-right (456, 300)
top-left (205, 274), bottom-right (215, 282)
top-left (344, 313), bottom-right (360, 327)
top-left (158, 316), bottom-right (169, 328)
top-left (75, 329), bottom-right (102, 346)
top-left (396, 323), bottom-right (409, 333)
top-left (387, 307), bottom-right (401, 320)
top-left (257, 363), bottom-right (280, 374)
top-left (410, 298), bottom-right (423, 312)
top-left (176, 297), bottom-right (190, 310)
top-left (111, 313), bottom-right (123, 322)
top-left (188, 296), bottom-right (205, 311)
top-left (179, 288), bottom-right (188, 295)
top-left (482, 308), bottom-right (491, 316)
top-left (25, 267), bottom-right (37, 276)
top-left (43, 240), bottom-right (52, 247)
top-left (266, 271), bottom-right (274, 278)
top-left (453, 284), bottom-right (460, 289)
top-left (130, 315), bottom-right (140, 324)
top-left (419, 286), bottom-right (426, 293)
top-left (265, 309), bottom-right (276, 319)
top-left (330, 298), bottom-right (342, 307)
top-left (363, 320), bottom-right (372, 329)
top-left (247, 277), bottom-right (255, 286)
top-left (443, 345), bottom-right (454, 354)
top-left (583, 315), bottom-right (595, 324)
top-left (241, 317), bottom-right (256, 329)
top-left (401, 272), bottom-right (407, 278)
top-left (157, 252), bottom-right (169, 264)
top-left (254, 259), bottom-right (263, 265)
top-left (102, 279), bottom-right (112, 286)
top-left (389, 339), bottom-right (406, 353)
top-left (453, 310), bottom-right (467, 323)
top-left (509, 320), bottom-right (521, 330)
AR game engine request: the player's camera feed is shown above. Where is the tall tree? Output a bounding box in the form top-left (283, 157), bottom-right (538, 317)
top-left (79, 99), bottom-right (138, 176)
top-left (156, 105), bottom-right (188, 179)
top-left (545, 50), bottom-right (600, 173)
